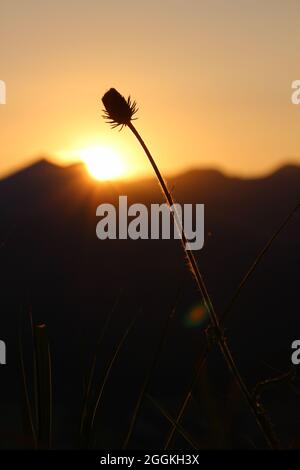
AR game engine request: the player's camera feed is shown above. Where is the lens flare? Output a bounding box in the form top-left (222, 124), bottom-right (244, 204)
top-left (184, 302), bottom-right (209, 328)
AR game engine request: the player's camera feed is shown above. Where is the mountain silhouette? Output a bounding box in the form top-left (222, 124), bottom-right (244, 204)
top-left (0, 160), bottom-right (299, 448)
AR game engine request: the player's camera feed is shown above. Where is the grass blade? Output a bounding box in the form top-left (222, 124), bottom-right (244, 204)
top-left (18, 313), bottom-right (37, 448)
top-left (146, 394), bottom-right (198, 449)
top-left (221, 203), bottom-right (300, 325)
top-left (34, 323), bottom-right (52, 449)
top-left (79, 292), bottom-right (122, 443)
top-left (88, 313), bottom-right (138, 447)
top-left (122, 290), bottom-right (181, 449)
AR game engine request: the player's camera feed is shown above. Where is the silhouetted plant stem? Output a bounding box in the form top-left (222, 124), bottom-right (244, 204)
top-left (34, 324), bottom-right (52, 449)
top-left (101, 88), bottom-right (279, 448)
top-left (253, 368), bottom-right (296, 405)
top-left (164, 345), bottom-right (208, 450)
top-left (18, 313), bottom-right (38, 449)
top-left (166, 203), bottom-right (299, 448)
top-left (127, 121), bottom-right (278, 449)
top-left (127, 123), bottom-right (215, 322)
top-left (146, 394), bottom-right (199, 449)
top-left (122, 290), bottom-right (181, 449)
top-left (88, 313), bottom-right (138, 447)
top-left (80, 292), bottom-right (121, 445)
top-left (221, 202), bottom-right (300, 325)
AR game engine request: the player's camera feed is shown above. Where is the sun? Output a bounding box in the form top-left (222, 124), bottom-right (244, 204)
top-left (79, 146), bottom-right (125, 181)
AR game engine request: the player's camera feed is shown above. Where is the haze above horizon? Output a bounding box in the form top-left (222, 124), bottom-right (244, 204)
top-left (1, 0), bottom-right (300, 179)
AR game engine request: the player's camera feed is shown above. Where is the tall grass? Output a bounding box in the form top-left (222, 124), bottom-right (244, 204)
top-left (18, 313), bottom-right (37, 449)
top-left (122, 289), bottom-right (181, 449)
top-left (19, 317), bottom-right (52, 449)
top-left (86, 312), bottom-right (138, 447)
top-left (34, 324), bottom-right (52, 449)
top-left (79, 293), bottom-right (121, 446)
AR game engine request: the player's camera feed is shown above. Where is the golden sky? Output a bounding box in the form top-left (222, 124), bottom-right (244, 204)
top-left (1, 0), bottom-right (300, 180)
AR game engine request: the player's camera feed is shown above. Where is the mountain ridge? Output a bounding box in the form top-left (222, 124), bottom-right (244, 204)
top-left (1, 158), bottom-right (300, 187)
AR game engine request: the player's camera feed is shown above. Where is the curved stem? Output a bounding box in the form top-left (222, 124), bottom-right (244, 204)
top-left (127, 122), bottom-right (279, 449)
top-left (167, 202), bottom-right (299, 448)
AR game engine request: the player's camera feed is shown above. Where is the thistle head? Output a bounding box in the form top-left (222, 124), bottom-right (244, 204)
top-left (102, 88), bottom-right (138, 129)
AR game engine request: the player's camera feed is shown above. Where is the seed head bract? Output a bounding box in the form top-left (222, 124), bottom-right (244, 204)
top-left (102, 88), bottom-right (138, 129)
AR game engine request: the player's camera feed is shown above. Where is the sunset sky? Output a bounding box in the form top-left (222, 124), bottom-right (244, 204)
top-left (1, 0), bottom-right (300, 180)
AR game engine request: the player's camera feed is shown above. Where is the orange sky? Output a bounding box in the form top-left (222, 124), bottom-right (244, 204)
top-left (1, 0), bottom-right (300, 180)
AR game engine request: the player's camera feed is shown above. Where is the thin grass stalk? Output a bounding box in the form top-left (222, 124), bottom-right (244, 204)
top-left (88, 313), bottom-right (138, 447)
top-left (127, 121), bottom-right (278, 449)
top-left (146, 394), bottom-right (198, 449)
top-left (165, 203), bottom-right (299, 448)
top-left (29, 309), bottom-right (39, 433)
top-left (221, 202), bottom-right (300, 325)
top-left (253, 368), bottom-right (295, 403)
top-left (18, 315), bottom-right (37, 448)
top-left (79, 292), bottom-right (121, 443)
top-left (122, 290), bottom-right (181, 449)
top-left (164, 346), bottom-right (208, 449)
top-left (34, 323), bottom-right (52, 449)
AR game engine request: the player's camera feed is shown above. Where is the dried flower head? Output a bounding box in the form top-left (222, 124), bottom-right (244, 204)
top-left (102, 88), bottom-right (138, 129)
